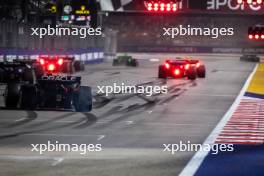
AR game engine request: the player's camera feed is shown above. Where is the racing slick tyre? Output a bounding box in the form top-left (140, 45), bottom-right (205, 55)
top-left (0, 69), bottom-right (4, 82)
top-left (129, 59), bottom-right (139, 67)
top-left (74, 86), bottom-right (92, 112)
top-left (197, 65), bottom-right (206, 78)
top-left (112, 59), bottom-right (118, 66)
top-left (187, 67), bottom-right (197, 80)
top-left (74, 61), bottom-right (80, 72)
top-left (80, 61), bottom-right (85, 71)
top-left (34, 64), bottom-right (44, 78)
top-left (19, 85), bottom-right (37, 110)
top-left (74, 61), bottom-right (85, 71)
top-left (5, 83), bottom-right (20, 108)
top-left (158, 65), bottom-right (167, 79)
top-left (62, 62), bottom-right (75, 74)
top-left (23, 68), bottom-right (36, 84)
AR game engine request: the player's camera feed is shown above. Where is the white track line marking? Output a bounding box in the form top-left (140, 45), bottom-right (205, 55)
top-left (52, 158), bottom-right (64, 166)
top-left (97, 135), bottom-right (105, 141)
top-left (126, 121), bottom-right (134, 125)
top-left (179, 64), bottom-right (258, 176)
top-left (15, 118), bottom-right (27, 122)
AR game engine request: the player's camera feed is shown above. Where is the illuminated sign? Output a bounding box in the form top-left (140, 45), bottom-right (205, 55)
top-left (75, 5), bottom-right (90, 15)
top-left (61, 16), bottom-right (70, 21)
top-left (63, 5), bottom-right (73, 14)
top-left (46, 4), bottom-right (57, 13)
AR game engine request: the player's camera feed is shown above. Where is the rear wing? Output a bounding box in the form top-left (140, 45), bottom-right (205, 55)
top-left (188, 60), bottom-right (199, 64)
top-left (38, 75), bottom-right (81, 85)
top-left (0, 61), bottom-right (30, 70)
top-left (13, 59), bottom-right (36, 64)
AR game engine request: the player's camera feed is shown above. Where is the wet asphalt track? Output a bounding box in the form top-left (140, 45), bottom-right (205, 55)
top-left (0, 54), bottom-right (255, 176)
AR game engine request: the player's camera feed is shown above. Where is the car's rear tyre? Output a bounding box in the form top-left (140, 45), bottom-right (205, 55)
top-left (74, 61), bottom-right (81, 71)
top-left (23, 68), bottom-right (35, 83)
top-left (197, 65), bottom-right (206, 78)
top-left (80, 62), bottom-right (85, 71)
top-left (187, 67), bottom-right (197, 80)
top-left (0, 69), bottom-right (4, 82)
top-left (112, 59), bottom-right (118, 66)
top-left (34, 64), bottom-right (44, 78)
top-left (62, 62), bottom-right (75, 74)
top-left (158, 65), bottom-right (167, 79)
top-left (74, 86), bottom-right (92, 112)
top-left (19, 85), bottom-right (37, 110)
top-left (130, 59), bottom-right (139, 67)
top-left (5, 83), bottom-right (20, 108)
top-left (74, 61), bottom-right (85, 71)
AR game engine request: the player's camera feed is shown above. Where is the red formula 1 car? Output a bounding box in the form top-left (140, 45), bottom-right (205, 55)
top-left (158, 59), bottom-right (206, 80)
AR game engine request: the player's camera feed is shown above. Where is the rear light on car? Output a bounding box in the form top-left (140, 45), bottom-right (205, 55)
top-left (48, 64), bottom-right (55, 71)
top-left (174, 69), bottom-right (180, 75)
top-left (196, 62), bottom-right (201, 68)
top-left (185, 64), bottom-right (190, 70)
top-left (238, 0), bottom-right (263, 4)
top-left (39, 58), bottom-right (45, 65)
top-left (248, 26), bottom-right (264, 40)
top-left (58, 58), bottom-right (64, 66)
top-left (165, 63), bottom-right (170, 69)
top-left (146, 2), bottom-right (179, 12)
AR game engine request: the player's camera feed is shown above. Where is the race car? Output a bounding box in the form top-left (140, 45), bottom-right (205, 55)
top-left (113, 55), bottom-right (139, 67)
top-left (158, 59), bottom-right (206, 80)
top-left (158, 60), bottom-right (196, 80)
top-left (240, 54), bottom-right (260, 62)
top-left (3, 75), bottom-right (92, 112)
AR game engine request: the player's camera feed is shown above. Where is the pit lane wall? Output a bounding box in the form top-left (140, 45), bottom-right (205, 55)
top-left (0, 48), bottom-right (104, 64)
top-left (118, 46), bottom-right (264, 54)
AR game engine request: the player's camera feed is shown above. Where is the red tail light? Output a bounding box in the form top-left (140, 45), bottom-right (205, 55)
top-left (196, 62), bottom-right (201, 68)
top-left (165, 63), bottom-right (170, 69)
top-left (58, 58), bottom-right (64, 66)
top-left (146, 2), bottom-right (178, 12)
top-left (48, 64), bottom-right (55, 71)
top-left (39, 58), bottom-right (45, 65)
top-left (174, 69), bottom-right (180, 75)
top-left (185, 64), bottom-right (190, 70)
top-left (255, 34), bottom-right (260, 39)
top-left (249, 34), bottom-right (253, 39)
